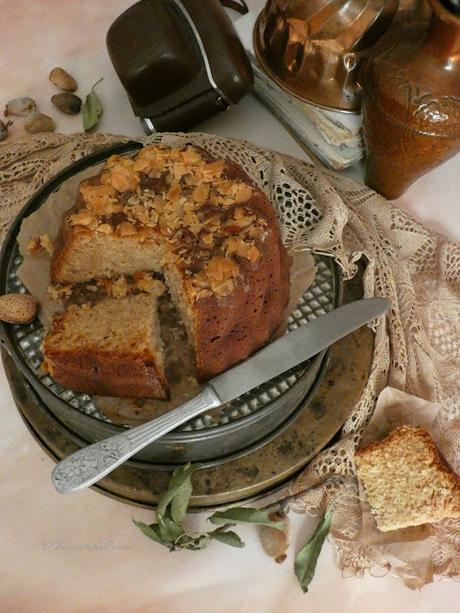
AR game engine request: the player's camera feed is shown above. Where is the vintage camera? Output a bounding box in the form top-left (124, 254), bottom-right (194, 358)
top-left (107, 0), bottom-right (253, 133)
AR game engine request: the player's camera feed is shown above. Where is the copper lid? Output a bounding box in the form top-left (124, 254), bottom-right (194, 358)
top-left (254, 0), bottom-right (399, 113)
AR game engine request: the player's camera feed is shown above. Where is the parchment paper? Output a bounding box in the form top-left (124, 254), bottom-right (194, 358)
top-left (15, 161), bottom-right (316, 424)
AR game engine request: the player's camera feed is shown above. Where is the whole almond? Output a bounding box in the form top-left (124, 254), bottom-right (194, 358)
top-left (24, 112), bottom-right (55, 134)
top-left (49, 67), bottom-right (78, 92)
top-left (259, 511), bottom-right (289, 564)
top-left (4, 97), bottom-right (37, 117)
top-left (51, 93), bottom-right (82, 115)
top-left (0, 293), bottom-right (37, 324)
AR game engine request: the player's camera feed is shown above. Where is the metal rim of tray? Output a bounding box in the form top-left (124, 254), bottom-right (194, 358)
top-left (9, 347), bottom-right (330, 472)
top-left (3, 284), bottom-right (375, 508)
top-left (0, 141), bottom-right (342, 451)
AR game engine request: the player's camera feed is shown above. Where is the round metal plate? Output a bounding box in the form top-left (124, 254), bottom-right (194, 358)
top-left (0, 141), bottom-right (342, 464)
top-left (3, 272), bottom-right (374, 509)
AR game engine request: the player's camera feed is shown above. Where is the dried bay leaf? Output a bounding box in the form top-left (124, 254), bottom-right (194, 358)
top-left (82, 79), bottom-right (103, 132)
top-left (209, 507), bottom-right (286, 530)
top-left (132, 520), bottom-right (164, 545)
top-left (156, 462), bottom-right (199, 522)
top-left (209, 527), bottom-right (245, 548)
top-left (294, 507), bottom-right (332, 593)
top-left (134, 464), bottom-right (287, 556)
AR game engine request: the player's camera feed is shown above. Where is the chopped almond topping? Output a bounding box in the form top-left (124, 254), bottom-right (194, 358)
top-left (201, 233), bottom-right (214, 247)
top-left (233, 183), bottom-right (253, 203)
top-left (182, 147), bottom-right (202, 164)
top-left (127, 195), bottom-right (140, 206)
top-left (192, 184), bottom-right (210, 203)
top-left (201, 160), bottom-right (225, 181)
top-left (173, 163), bottom-right (188, 180)
top-left (214, 279), bottom-right (235, 297)
top-left (246, 245), bottom-right (260, 262)
top-left (206, 256), bottom-right (238, 283)
top-left (109, 161), bottom-right (140, 192)
top-left (225, 236), bottom-right (260, 262)
top-left (97, 223), bottom-right (113, 235)
top-left (64, 144), bottom-right (270, 302)
top-left (184, 174), bottom-right (200, 187)
top-left (27, 234), bottom-right (53, 255)
top-left (69, 210), bottom-right (96, 227)
top-left (217, 181), bottom-right (233, 196)
top-left (116, 221), bottom-right (136, 237)
top-left (166, 183), bottom-right (182, 202)
top-left (196, 288), bottom-right (213, 300)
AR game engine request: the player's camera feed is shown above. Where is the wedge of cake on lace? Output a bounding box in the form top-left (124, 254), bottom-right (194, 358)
top-left (355, 426), bottom-right (460, 532)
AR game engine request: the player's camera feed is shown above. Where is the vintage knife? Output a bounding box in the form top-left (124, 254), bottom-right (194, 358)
top-left (52, 297), bottom-right (389, 493)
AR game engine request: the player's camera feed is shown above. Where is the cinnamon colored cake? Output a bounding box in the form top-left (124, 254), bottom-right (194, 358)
top-left (44, 144), bottom-right (290, 398)
top-left (43, 291), bottom-right (168, 399)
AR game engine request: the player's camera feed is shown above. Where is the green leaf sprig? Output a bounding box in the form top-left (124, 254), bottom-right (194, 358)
top-left (82, 78), bottom-right (103, 132)
top-left (133, 463), bottom-right (285, 552)
top-left (294, 507), bottom-right (332, 593)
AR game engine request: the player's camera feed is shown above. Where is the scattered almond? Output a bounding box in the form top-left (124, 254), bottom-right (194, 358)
top-left (259, 511), bottom-right (289, 564)
top-left (0, 293), bottom-right (37, 324)
top-left (69, 210), bottom-right (95, 227)
top-left (49, 67), bottom-right (78, 92)
top-left (24, 112), bottom-right (55, 134)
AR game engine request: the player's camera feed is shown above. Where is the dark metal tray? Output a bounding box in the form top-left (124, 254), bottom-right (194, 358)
top-left (0, 142), bottom-right (341, 464)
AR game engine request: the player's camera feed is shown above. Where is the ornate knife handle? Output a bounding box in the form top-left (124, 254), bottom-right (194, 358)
top-left (52, 386), bottom-right (221, 494)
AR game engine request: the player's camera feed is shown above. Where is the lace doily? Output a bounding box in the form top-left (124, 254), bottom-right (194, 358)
top-left (1, 132), bottom-right (459, 586)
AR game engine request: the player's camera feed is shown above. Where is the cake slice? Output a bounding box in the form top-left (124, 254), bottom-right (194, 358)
top-left (355, 426), bottom-right (460, 532)
top-left (43, 293), bottom-right (168, 399)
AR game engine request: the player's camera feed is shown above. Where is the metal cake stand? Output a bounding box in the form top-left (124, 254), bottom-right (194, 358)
top-left (0, 142), bottom-right (342, 465)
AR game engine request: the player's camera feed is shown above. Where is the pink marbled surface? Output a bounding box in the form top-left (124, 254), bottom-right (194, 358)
top-left (1, 2), bottom-right (459, 612)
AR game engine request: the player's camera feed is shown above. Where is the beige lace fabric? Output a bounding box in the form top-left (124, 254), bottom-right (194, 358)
top-left (1, 133), bottom-right (459, 586)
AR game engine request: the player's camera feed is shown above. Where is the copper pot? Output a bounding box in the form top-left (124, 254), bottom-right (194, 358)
top-left (254, 0), bottom-right (399, 113)
top-left (362, 0), bottom-right (460, 198)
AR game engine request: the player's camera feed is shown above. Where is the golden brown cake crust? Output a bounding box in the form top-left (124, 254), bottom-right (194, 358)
top-left (44, 348), bottom-right (168, 399)
top-left (47, 144), bottom-right (290, 394)
top-left (193, 158), bottom-right (289, 380)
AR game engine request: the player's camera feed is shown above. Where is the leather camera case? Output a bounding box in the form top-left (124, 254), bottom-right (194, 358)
top-left (107, 0), bottom-right (253, 133)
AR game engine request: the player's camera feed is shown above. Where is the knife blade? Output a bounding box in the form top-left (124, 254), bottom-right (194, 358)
top-left (52, 297), bottom-right (389, 493)
top-left (210, 297), bottom-right (389, 404)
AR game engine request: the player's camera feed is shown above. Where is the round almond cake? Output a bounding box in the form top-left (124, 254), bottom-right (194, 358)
top-left (43, 144), bottom-right (290, 398)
